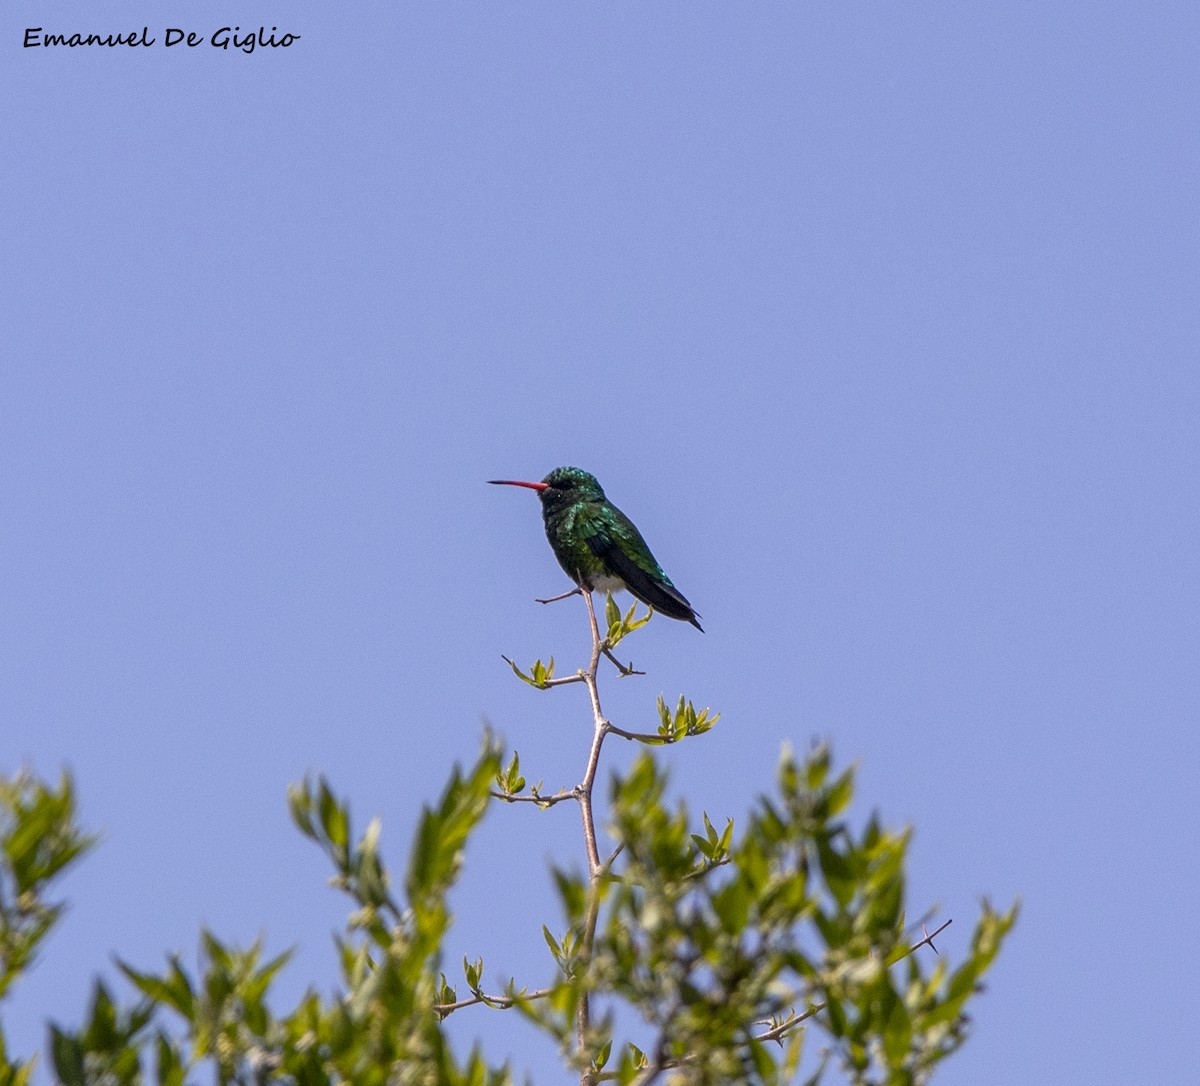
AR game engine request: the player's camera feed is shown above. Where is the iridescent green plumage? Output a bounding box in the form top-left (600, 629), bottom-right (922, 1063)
top-left (490, 466), bottom-right (703, 631)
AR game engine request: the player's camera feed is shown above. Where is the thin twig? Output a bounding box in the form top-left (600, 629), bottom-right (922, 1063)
top-left (598, 916), bottom-right (958, 1081)
top-left (601, 842), bottom-right (625, 875)
top-left (490, 788), bottom-right (575, 807)
top-left (500, 656), bottom-right (586, 689)
top-left (748, 920), bottom-right (957, 1045)
top-left (683, 855), bottom-right (732, 881)
top-left (607, 723), bottom-right (672, 744)
top-left (752, 1002), bottom-right (826, 1043)
top-left (896, 917), bottom-right (952, 960)
top-left (602, 646), bottom-right (644, 676)
top-left (537, 588), bottom-right (584, 605)
top-left (435, 984), bottom-right (556, 1015)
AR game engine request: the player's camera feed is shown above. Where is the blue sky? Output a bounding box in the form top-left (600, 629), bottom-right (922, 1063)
top-left (3, 2), bottom-right (1198, 1081)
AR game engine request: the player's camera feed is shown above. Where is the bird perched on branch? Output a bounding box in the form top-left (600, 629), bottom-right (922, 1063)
top-left (489, 466), bottom-right (703, 631)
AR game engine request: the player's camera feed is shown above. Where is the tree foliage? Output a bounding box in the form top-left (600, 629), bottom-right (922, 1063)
top-left (0, 597), bottom-right (1014, 1085)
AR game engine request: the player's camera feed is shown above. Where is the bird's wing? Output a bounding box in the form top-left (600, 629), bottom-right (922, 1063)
top-left (578, 503), bottom-right (699, 623)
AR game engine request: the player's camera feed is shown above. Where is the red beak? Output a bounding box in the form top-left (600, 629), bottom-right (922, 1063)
top-left (488, 478), bottom-right (549, 492)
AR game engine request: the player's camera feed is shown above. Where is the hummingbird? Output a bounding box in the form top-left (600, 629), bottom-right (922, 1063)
top-left (489, 466), bottom-right (703, 631)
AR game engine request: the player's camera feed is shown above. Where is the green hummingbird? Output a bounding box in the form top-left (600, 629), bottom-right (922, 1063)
top-left (489, 466), bottom-right (703, 631)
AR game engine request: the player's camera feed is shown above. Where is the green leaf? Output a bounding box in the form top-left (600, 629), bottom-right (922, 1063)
top-left (497, 751), bottom-right (526, 795)
top-left (712, 878), bottom-right (751, 933)
top-left (552, 868), bottom-right (587, 922)
top-left (879, 976), bottom-right (913, 1066)
top-left (783, 1029), bottom-right (804, 1077)
top-left (747, 1038), bottom-right (774, 1078)
top-left (624, 601), bottom-right (651, 631)
top-left (719, 818), bottom-right (734, 855)
top-left (805, 743), bottom-right (831, 789)
top-left (825, 767), bottom-right (855, 817)
top-left (824, 993), bottom-right (847, 1038)
top-left (154, 1033), bottom-right (185, 1086)
top-left (605, 593), bottom-right (620, 631)
top-left (317, 779), bottom-right (349, 856)
top-left (404, 737), bottom-right (500, 925)
top-left (502, 655), bottom-right (534, 684)
top-left (286, 781), bottom-right (314, 838)
top-left (815, 834), bottom-right (857, 910)
top-left (117, 958), bottom-right (195, 1019)
top-left (49, 1027), bottom-right (84, 1086)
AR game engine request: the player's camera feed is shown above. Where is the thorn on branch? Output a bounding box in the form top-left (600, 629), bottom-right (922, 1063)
top-left (913, 918), bottom-right (952, 955)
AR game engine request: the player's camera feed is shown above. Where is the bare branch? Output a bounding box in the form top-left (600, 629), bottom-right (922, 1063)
top-left (752, 1001), bottom-right (826, 1043)
top-left (577, 725), bottom-right (608, 875)
top-left (500, 655), bottom-right (585, 689)
top-left (490, 788), bottom-right (575, 807)
top-left (435, 984), bottom-right (556, 1016)
top-left (601, 842), bottom-right (624, 875)
top-left (536, 588), bottom-right (584, 605)
top-left (602, 646), bottom-right (644, 676)
top-left (904, 918), bottom-right (953, 958)
top-left (684, 855), bottom-right (732, 881)
top-left (607, 723), bottom-right (672, 745)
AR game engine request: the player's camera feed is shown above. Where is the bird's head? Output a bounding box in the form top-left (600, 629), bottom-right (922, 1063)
top-left (488, 466), bottom-right (606, 509)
